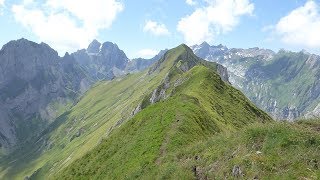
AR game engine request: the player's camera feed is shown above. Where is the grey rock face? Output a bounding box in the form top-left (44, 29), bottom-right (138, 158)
top-left (216, 64), bottom-right (229, 83)
top-left (131, 104), bottom-right (142, 116)
top-left (232, 165), bottom-right (243, 177)
top-left (0, 39), bottom-right (91, 153)
top-left (87, 39), bottom-right (101, 54)
top-left (149, 74), bottom-right (170, 104)
top-left (72, 40), bottom-right (129, 80)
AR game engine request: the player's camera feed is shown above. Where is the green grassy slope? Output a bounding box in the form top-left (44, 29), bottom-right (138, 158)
top-left (56, 48), bottom-right (272, 179)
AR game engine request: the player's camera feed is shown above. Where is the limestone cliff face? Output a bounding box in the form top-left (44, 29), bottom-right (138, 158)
top-left (0, 39), bottom-right (91, 152)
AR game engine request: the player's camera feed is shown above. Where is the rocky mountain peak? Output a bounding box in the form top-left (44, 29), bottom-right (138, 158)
top-left (1, 38), bottom-right (58, 58)
top-left (72, 40), bottom-right (129, 80)
top-left (200, 41), bottom-right (210, 48)
top-left (215, 44), bottom-right (228, 50)
top-left (0, 39), bottom-right (61, 84)
top-left (100, 41), bottom-right (119, 53)
top-left (87, 39), bottom-right (101, 54)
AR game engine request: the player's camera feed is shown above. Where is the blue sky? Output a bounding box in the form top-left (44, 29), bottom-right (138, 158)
top-left (0, 0), bottom-right (319, 58)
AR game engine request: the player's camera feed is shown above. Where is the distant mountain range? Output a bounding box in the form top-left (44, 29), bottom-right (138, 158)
top-left (191, 42), bottom-right (320, 121)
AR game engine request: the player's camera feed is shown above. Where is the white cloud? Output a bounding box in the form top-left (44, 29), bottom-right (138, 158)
top-left (177, 0), bottom-right (254, 45)
top-left (143, 20), bottom-right (170, 36)
top-left (274, 1), bottom-right (320, 48)
top-left (12, 0), bottom-right (123, 54)
top-left (186, 0), bottom-right (196, 6)
top-left (0, 0), bottom-right (5, 14)
top-left (136, 49), bottom-right (158, 58)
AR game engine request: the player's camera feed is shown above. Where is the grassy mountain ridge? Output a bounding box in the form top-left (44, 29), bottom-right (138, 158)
top-left (56, 46), bottom-right (272, 179)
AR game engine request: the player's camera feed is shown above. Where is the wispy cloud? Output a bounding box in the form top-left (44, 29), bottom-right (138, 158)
top-left (186, 0), bottom-right (196, 6)
top-left (136, 48), bottom-right (158, 58)
top-left (0, 0), bottom-right (5, 14)
top-left (143, 20), bottom-right (170, 36)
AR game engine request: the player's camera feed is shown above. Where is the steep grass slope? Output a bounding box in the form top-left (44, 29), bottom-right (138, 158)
top-left (56, 46), bottom-right (272, 179)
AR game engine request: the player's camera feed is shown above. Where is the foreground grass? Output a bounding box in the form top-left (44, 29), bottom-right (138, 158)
top-left (58, 118), bottom-right (320, 179)
top-left (180, 121), bottom-right (320, 179)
